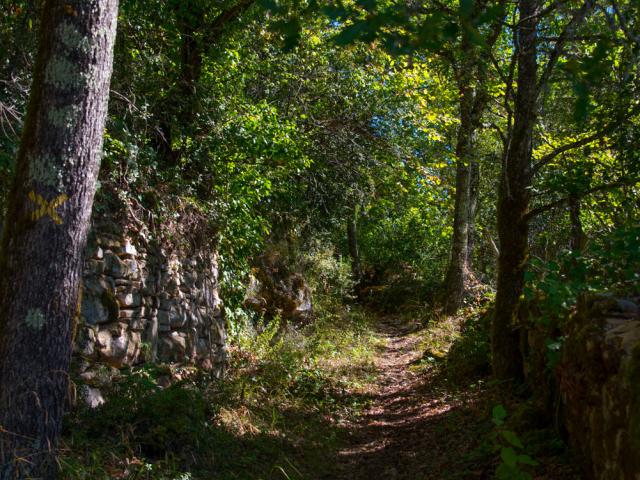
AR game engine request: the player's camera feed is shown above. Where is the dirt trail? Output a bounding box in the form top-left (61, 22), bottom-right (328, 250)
top-left (333, 316), bottom-right (489, 480)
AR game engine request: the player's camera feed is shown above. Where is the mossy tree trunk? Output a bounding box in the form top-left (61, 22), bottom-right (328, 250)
top-left (0, 1), bottom-right (118, 478)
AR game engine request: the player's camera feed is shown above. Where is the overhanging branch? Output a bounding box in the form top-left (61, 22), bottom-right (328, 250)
top-left (524, 179), bottom-right (637, 221)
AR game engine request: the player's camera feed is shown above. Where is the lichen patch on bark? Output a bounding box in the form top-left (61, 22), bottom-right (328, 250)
top-left (56, 21), bottom-right (91, 54)
top-left (25, 309), bottom-right (46, 330)
top-left (29, 154), bottom-right (65, 189)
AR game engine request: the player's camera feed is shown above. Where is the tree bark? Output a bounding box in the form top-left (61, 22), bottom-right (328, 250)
top-left (569, 194), bottom-right (585, 251)
top-left (491, 0), bottom-right (592, 380)
top-left (443, 38), bottom-right (487, 314)
top-left (347, 207), bottom-right (362, 283)
top-left (0, 1), bottom-right (118, 478)
top-left (443, 86), bottom-right (474, 314)
top-left (467, 158), bottom-right (480, 266)
top-left (446, 154), bottom-right (480, 304)
top-left (442, 2), bottom-right (504, 314)
top-left (491, 0), bottom-right (539, 380)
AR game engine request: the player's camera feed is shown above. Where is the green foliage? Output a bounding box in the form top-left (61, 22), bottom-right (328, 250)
top-left (446, 308), bottom-right (491, 380)
top-left (63, 300), bottom-right (381, 479)
top-left (491, 405), bottom-right (538, 480)
top-left (3, 1), bottom-right (640, 477)
top-left (525, 225), bottom-right (640, 325)
top-left (301, 241), bottom-right (355, 299)
top-left (62, 367), bottom-right (213, 479)
top-left (70, 369), bottom-right (211, 458)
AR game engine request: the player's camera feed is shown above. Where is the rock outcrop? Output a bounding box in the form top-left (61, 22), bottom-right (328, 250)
top-left (75, 219), bottom-right (226, 379)
top-left (243, 251), bottom-right (313, 323)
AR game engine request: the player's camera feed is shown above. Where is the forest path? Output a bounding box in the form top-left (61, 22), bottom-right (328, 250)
top-left (331, 315), bottom-right (489, 480)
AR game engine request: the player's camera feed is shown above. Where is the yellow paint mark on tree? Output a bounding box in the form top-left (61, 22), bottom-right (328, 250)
top-left (28, 191), bottom-right (68, 225)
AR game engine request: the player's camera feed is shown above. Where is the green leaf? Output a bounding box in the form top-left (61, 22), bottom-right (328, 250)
top-left (492, 404), bottom-right (507, 426)
top-left (501, 430), bottom-right (523, 449)
top-left (517, 454), bottom-right (538, 466)
top-left (500, 447), bottom-right (518, 468)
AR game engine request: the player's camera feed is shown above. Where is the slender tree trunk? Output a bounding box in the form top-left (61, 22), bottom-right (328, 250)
top-left (0, 1), bottom-right (118, 477)
top-left (443, 68), bottom-right (475, 314)
top-left (157, 0), bottom-right (255, 170)
top-left (347, 207), bottom-right (361, 283)
top-left (442, 8), bottom-right (501, 314)
top-left (177, 2), bottom-right (205, 126)
top-left (491, 0), bottom-right (539, 380)
top-left (467, 159), bottom-right (480, 267)
top-left (569, 194), bottom-right (585, 251)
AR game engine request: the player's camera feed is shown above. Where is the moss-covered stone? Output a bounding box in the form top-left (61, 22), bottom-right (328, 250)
top-left (625, 342), bottom-right (640, 454)
top-left (101, 289), bottom-right (120, 323)
top-left (557, 295), bottom-right (640, 479)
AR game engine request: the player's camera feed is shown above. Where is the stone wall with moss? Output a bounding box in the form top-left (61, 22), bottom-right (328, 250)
top-left (557, 295), bottom-right (640, 480)
top-left (74, 213), bottom-right (226, 380)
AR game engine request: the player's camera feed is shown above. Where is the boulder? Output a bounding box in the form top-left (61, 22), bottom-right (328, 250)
top-left (243, 251), bottom-right (313, 323)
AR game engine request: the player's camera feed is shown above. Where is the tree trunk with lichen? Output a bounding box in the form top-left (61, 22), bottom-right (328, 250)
top-left (443, 43), bottom-right (483, 315)
top-left (443, 104), bottom-right (474, 315)
top-left (0, 1), bottom-right (118, 477)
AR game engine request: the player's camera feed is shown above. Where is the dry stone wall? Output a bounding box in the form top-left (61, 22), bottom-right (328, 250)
top-left (557, 295), bottom-right (640, 480)
top-left (75, 224), bottom-right (226, 378)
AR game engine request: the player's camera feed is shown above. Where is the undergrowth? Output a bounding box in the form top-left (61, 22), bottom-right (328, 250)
top-left (402, 301), bottom-right (579, 479)
top-left (61, 287), bottom-right (579, 479)
top-left (61, 297), bottom-right (382, 480)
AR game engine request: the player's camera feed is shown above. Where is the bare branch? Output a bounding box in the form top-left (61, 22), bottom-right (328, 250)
top-left (532, 129), bottom-right (610, 174)
top-left (532, 102), bottom-right (640, 174)
top-left (536, 0), bottom-right (594, 96)
top-left (525, 179), bottom-right (637, 221)
top-left (611, 0), bottom-right (640, 48)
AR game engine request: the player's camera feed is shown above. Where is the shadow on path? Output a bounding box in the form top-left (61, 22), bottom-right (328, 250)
top-left (331, 316), bottom-right (494, 480)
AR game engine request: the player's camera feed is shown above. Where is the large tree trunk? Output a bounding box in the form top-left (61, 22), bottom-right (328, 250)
top-left (0, 1), bottom-right (118, 477)
top-left (491, 0), bottom-right (539, 380)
